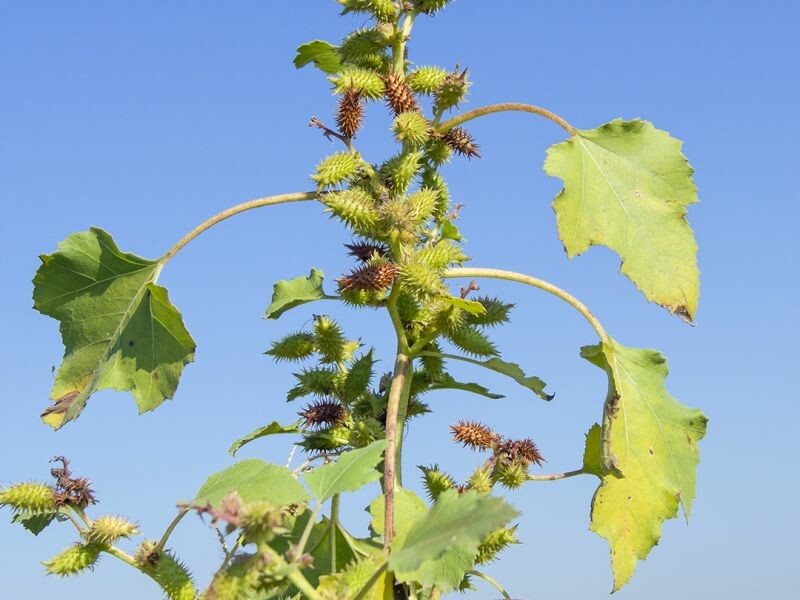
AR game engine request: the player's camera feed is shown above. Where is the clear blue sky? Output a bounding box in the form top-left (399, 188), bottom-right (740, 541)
top-left (1, 1), bottom-right (797, 598)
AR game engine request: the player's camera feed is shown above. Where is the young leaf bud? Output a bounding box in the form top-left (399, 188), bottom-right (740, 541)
top-left (338, 28), bottom-right (389, 70)
top-left (323, 189), bottom-right (380, 235)
top-left (338, 0), bottom-right (397, 23)
top-left (330, 67), bottom-right (386, 99)
top-left (0, 482), bottom-right (56, 514)
top-left (398, 261), bottom-right (447, 298)
top-left (43, 543), bottom-right (102, 576)
top-left (380, 151), bottom-right (423, 192)
top-left (84, 515), bottom-right (139, 545)
top-left (493, 461), bottom-right (528, 490)
top-left (408, 188), bottom-right (439, 225)
top-left (418, 465), bottom-right (456, 501)
top-left (434, 67), bottom-right (470, 113)
top-left (392, 111), bottom-right (431, 147)
top-left (407, 66), bottom-right (449, 94)
top-left (312, 152), bottom-right (363, 188)
top-left (466, 465), bottom-right (494, 494)
top-left (265, 332), bottom-right (316, 362)
top-left (476, 526), bottom-right (520, 565)
top-left (313, 316), bottom-right (347, 364)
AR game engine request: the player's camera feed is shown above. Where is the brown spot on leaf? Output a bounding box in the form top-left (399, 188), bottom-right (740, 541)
top-left (648, 447), bottom-right (655, 456)
top-left (41, 390), bottom-right (80, 418)
top-left (672, 305), bottom-right (695, 326)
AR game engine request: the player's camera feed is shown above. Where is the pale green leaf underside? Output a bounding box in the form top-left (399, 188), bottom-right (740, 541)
top-left (582, 339), bottom-right (707, 590)
top-left (304, 439), bottom-right (387, 501)
top-left (424, 352), bottom-right (552, 400)
top-left (389, 489), bottom-right (518, 573)
top-left (369, 489), bottom-right (427, 545)
top-left (195, 459), bottom-right (309, 507)
top-left (33, 228), bottom-right (195, 429)
top-left (545, 119), bottom-right (699, 320)
top-left (264, 269), bottom-right (327, 319)
top-left (228, 420), bottom-right (303, 457)
top-left (294, 40), bottom-right (341, 74)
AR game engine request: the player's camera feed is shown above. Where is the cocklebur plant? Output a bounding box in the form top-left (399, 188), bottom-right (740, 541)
top-left (2, 0), bottom-right (708, 597)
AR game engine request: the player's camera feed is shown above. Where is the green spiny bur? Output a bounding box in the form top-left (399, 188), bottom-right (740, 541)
top-left (43, 543), bottom-right (102, 576)
top-left (265, 332), bottom-right (316, 362)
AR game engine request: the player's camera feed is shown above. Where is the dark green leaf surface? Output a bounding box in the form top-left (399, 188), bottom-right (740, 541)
top-left (264, 269), bottom-right (327, 319)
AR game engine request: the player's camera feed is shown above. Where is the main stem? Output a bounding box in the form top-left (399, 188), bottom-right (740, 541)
top-left (443, 267), bottom-right (609, 342)
top-left (436, 102), bottom-right (577, 136)
top-left (382, 352), bottom-right (411, 549)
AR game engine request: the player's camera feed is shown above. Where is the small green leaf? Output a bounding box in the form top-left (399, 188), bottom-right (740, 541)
top-left (582, 423), bottom-right (603, 477)
top-left (195, 460), bottom-right (309, 507)
top-left (12, 511), bottom-right (58, 535)
top-left (422, 351), bottom-right (552, 401)
top-left (33, 228), bottom-right (195, 429)
top-left (427, 374), bottom-right (504, 399)
top-left (389, 490), bottom-right (518, 573)
top-left (304, 439), bottom-right (386, 501)
top-left (293, 40), bottom-right (341, 74)
top-left (582, 339), bottom-right (707, 590)
top-left (545, 119), bottom-right (699, 321)
top-left (439, 296), bottom-right (486, 316)
top-left (228, 420), bottom-right (303, 457)
top-left (264, 269), bottom-right (326, 319)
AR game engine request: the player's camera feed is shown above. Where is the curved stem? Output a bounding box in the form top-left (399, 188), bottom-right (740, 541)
top-left (383, 352), bottom-right (411, 549)
top-left (527, 468), bottom-right (586, 482)
top-left (443, 267), bottom-right (609, 342)
top-left (156, 507), bottom-right (188, 552)
top-left (469, 569), bottom-right (512, 599)
top-left (61, 509), bottom-right (85, 533)
top-left (436, 102), bottom-right (577, 136)
top-left (104, 545), bottom-right (139, 569)
top-left (296, 502), bottom-right (322, 557)
top-left (159, 191), bottom-right (318, 265)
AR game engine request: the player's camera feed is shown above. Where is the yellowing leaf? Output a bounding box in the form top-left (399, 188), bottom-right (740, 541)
top-left (545, 119), bottom-right (699, 321)
top-left (582, 339), bottom-right (707, 590)
top-left (33, 228), bottom-right (195, 429)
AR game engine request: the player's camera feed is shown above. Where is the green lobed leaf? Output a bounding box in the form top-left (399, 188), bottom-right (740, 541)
top-left (264, 269), bottom-right (327, 319)
top-left (427, 373), bottom-right (504, 399)
top-left (422, 351), bottom-right (553, 401)
top-left (228, 420), bottom-right (303, 457)
top-left (545, 119), bottom-right (699, 321)
top-left (195, 459), bottom-right (309, 507)
top-left (293, 40), bottom-right (341, 74)
top-left (304, 439), bottom-right (387, 501)
top-left (581, 339), bottom-right (707, 590)
top-left (388, 489), bottom-right (518, 573)
top-left (33, 228), bottom-right (195, 429)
